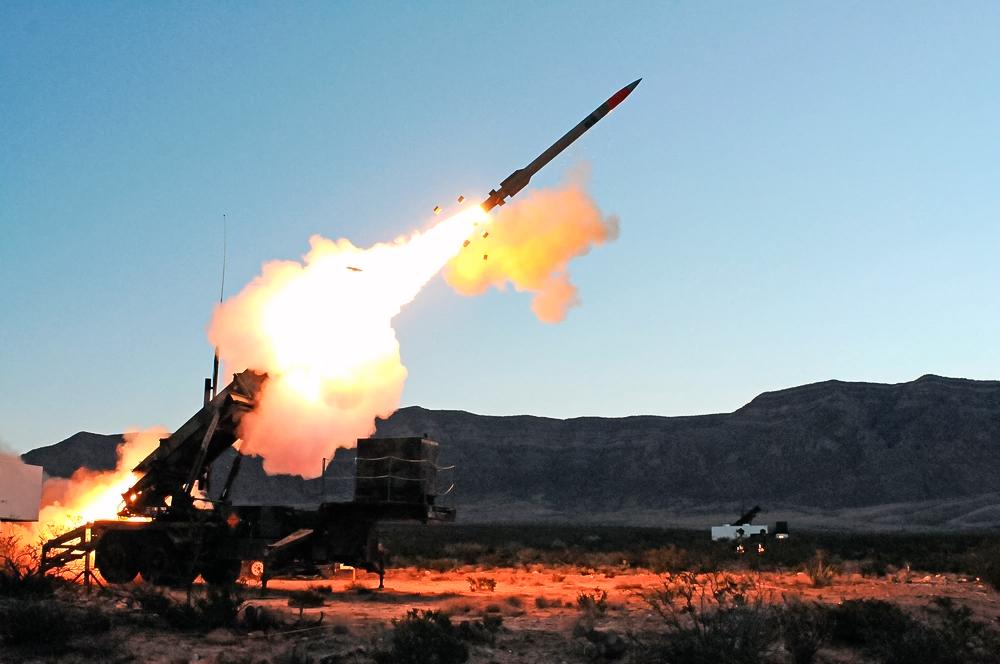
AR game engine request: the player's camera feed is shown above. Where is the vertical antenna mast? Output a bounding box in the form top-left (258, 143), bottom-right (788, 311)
top-left (211, 213), bottom-right (227, 398)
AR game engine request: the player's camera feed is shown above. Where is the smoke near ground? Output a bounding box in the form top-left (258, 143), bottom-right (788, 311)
top-left (443, 178), bottom-right (619, 323)
top-left (9, 428), bottom-right (164, 544)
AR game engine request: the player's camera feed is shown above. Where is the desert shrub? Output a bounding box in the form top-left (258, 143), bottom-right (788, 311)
top-left (780, 601), bottom-right (829, 664)
top-left (164, 601), bottom-right (201, 630)
top-left (134, 584), bottom-right (243, 631)
top-left (131, 584), bottom-right (174, 615)
top-left (467, 575), bottom-right (496, 592)
top-left (242, 604), bottom-right (287, 631)
top-left (196, 584), bottom-right (245, 628)
top-left (642, 545), bottom-right (693, 572)
top-left (576, 588), bottom-right (608, 617)
top-left (0, 599), bottom-right (111, 652)
top-left (638, 572), bottom-right (778, 664)
top-left (426, 558), bottom-right (459, 573)
top-left (505, 595), bottom-right (523, 608)
top-left (535, 596), bottom-right (556, 609)
top-left (967, 545), bottom-right (1000, 591)
top-left (827, 599), bottom-right (913, 648)
top-left (457, 613), bottom-right (503, 645)
top-left (0, 533), bottom-right (55, 598)
top-left (288, 588), bottom-right (327, 610)
top-left (858, 558), bottom-right (888, 577)
top-left (374, 609), bottom-right (468, 664)
top-left (0, 600), bottom-right (74, 649)
top-left (842, 597), bottom-right (1000, 664)
top-left (804, 550), bottom-right (836, 588)
top-left (347, 581), bottom-right (375, 595)
top-left (0, 561), bottom-right (56, 597)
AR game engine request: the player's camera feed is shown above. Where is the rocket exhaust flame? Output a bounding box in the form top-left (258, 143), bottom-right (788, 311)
top-left (6, 429), bottom-right (165, 549)
top-left (208, 206), bottom-right (491, 476)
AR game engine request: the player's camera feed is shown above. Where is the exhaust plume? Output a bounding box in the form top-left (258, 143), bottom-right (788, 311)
top-left (208, 178), bottom-right (616, 476)
top-left (8, 428), bottom-right (165, 545)
top-left (444, 178), bottom-right (619, 323)
top-left (208, 207), bottom-right (488, 476)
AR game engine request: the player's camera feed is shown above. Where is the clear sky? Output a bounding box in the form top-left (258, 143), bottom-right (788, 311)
top-left (2, 2), bottom-right (999, 454)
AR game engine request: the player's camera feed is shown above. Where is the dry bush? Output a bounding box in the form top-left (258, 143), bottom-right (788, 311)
top-left (456, 613), bottom-right (503, 646)
top-left (347, 581), bottom-right (376, 595)
top-left (780, 600), bottom-right (830, 664)
top-left (804, 550), bottom-right (836, 588)
top-left (0, 531), bottom-right (56, 598)
top-left (374, 609), bottom-right (468, 664)
top-left (642, 544), bottom-right (691, 572)
top-left (467, 575), bottom-right (497, 592)
top-left (0, 598), bottom-right (113, 656)
top-left (576, 588), bottom-right (609, 617)
top-left (131, 584), bottom-right (244, 631)
top-left (288, 588), bottom-right (326, 608)
top-left (534, 595), bottom-right (557, 609)
top-left (827, 597), bottom-right (1000, 664)
top-left (637, 572), bottom-right (778, 664)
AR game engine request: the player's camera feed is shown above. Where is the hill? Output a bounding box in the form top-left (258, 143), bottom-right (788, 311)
top-left (21, 374), bottom-right (1000, 531)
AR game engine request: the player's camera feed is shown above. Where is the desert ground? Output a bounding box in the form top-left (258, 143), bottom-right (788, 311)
top-left (4, 561), bottom-right (999, 664)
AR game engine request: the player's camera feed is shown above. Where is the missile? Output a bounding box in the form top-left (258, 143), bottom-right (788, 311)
top-left (480, 78), bottom-right (640, 212)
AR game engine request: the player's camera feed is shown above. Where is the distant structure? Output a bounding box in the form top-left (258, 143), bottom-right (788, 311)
top-left (0, 457), bottom-right (43, 522)
top-left (711, 505), bottom-right (767, 541)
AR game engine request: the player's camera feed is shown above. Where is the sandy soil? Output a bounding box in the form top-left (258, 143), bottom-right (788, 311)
top-left (6, 565), bottom-right (1000, 664)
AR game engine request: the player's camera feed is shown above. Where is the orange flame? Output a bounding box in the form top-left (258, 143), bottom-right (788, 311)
top-left (8, 429), bottom-right (164, 546)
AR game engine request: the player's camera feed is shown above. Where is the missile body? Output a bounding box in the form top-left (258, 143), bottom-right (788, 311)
top-left (480, 78), bottom-right (640, 212)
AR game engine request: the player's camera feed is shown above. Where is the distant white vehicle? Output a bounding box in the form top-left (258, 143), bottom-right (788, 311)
top-left (0, 457), bottom-right (44, 522)
top-left (711, 505), bottom-right (767, 541)
top-left (711, 523), bottom-right (767, 541)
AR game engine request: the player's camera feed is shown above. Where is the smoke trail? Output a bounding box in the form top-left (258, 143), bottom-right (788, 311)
top-left (443, 177), bottom-right (619, 323)
top-left (208, 207), bottom-right (487, 476)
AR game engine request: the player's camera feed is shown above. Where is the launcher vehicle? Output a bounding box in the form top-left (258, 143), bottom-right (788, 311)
top-left (710, 506), bottom-right (768, 542)
top-left (42, 370), bottom-right (454, 587)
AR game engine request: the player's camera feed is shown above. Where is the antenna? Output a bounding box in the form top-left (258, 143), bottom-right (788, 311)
top-left (211, 213), bottom-right (227, 398)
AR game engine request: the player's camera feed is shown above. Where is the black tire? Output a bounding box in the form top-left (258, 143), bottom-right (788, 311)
top-left (95, 530), bottom-right (139, 584)
top-left (201, 558), bottom-right (241, 586)
top-left (139, 535), bottom-right (196, 587)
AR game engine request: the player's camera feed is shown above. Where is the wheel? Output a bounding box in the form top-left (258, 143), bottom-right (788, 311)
top-left (201, 558), bottom-right (241, 586)
top-left (242, 559), bottom-right (265, 581)
top-left (139, 535), bottom-right (196, 587)
top-left (95, 531), bottom-right (139, 584)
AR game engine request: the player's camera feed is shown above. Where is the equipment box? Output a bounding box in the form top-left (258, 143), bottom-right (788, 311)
top-left (0, 458), bottom-right (43, 522)
top-left (354, 437), bottom-right (440, 504)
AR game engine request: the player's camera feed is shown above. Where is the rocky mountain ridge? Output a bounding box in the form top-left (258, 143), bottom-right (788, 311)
top-left (21, 374), bottom-right (1000, 531)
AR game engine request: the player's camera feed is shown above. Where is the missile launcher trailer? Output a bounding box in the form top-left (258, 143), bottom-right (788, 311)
top-left (42, 370), bottom-right (454, 587)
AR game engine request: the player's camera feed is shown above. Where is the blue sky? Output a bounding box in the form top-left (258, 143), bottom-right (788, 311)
top-left (2, 2), bottom-right (999, 453)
